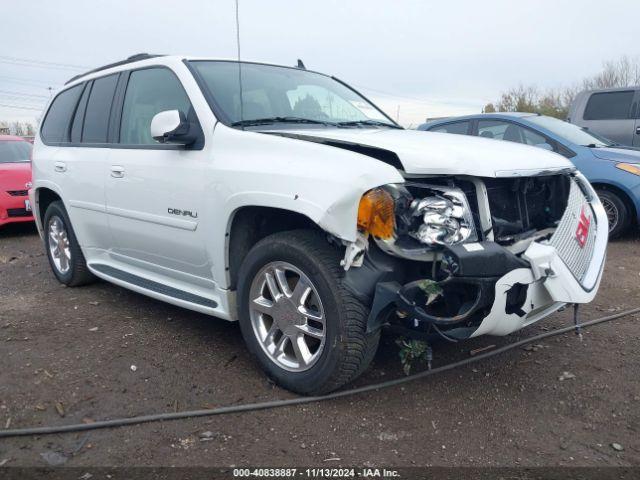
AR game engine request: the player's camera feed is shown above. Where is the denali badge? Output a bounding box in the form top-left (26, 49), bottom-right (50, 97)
top-left (168, 208), bottom-right (198, 218)
top-left (575, 206), bottom-right (591, 248)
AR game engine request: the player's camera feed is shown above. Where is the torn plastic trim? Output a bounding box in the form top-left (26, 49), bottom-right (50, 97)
top-left (397, 276), bottom-right (497, 326)
top-left (365, 241), bottom-right (527, 333)
top-left (341, 232), bottom-right (368, 270)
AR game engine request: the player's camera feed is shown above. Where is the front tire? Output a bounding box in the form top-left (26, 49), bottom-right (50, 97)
top-left (237, 230), bottom-right (380, 395)
top-left (596, 188), bottom-right (630, 239)
top-left (43, 201), bottom-right (96, 286)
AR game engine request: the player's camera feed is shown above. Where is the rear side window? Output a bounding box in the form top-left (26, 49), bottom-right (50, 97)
top-left (119, 68), bottom-right (192, 145)
top-left (584, 91), bottom-right (634, 120)
top-left (478, 119), bottom-right (556, 151)
top-left (40, 84), bottom-right (83, 143)
top-left (429, 121), bottom-right (470, 135)
top-left (82, 74), bottom-right (119, 143)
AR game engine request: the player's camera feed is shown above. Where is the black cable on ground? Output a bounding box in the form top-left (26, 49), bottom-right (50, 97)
top-left (1, 307), bottom-right (638, 439)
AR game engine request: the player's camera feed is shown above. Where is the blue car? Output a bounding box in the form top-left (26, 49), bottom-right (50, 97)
top-left (419, 113), bottom-right (640, 238)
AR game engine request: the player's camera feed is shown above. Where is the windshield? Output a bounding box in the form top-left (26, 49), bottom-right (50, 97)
top-left (0, 140), bottom-right (32, 163)
top-left (527, 115), bottom-right (613, 147)
top-left (189, 61), bottom-right (396, 127)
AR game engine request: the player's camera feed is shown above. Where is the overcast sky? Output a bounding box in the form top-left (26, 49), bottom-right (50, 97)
top-left (1, 0), bottom-right (638, 127)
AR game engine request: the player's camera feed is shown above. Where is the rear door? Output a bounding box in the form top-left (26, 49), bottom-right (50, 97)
top-left (39, 78), bottom-right (115, 252)
top-left (581, 90), bottom-right (636, 146)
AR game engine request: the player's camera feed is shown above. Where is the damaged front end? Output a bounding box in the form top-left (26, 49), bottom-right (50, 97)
top-left (343, 171), bottom-right (607, 340)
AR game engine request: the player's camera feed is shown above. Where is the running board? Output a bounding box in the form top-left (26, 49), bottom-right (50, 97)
top-left (90, 264), bottom-right (218, 309)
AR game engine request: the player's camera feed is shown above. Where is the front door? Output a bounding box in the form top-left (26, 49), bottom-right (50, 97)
top-left (104, 67), bottom-right (211, 281)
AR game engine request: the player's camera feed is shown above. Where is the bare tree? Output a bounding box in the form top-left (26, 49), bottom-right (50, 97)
top-left (583, 55), bottom-right (640, 89)
top-left (11, 121), bottom-right (24, 136)
top-left (496, 85), bottom-right (538, 113)
top-left (482, 103), bottom-right (496, 113)
top-left (487, 55), bottom-right (640, 119)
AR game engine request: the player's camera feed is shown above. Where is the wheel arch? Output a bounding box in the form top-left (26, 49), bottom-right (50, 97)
top-left (225, 205), bottom-right (326, 291)
top-left (35, 186), bottom-right (64, 229)
top-left (591, 181), bottom-right (638, 225)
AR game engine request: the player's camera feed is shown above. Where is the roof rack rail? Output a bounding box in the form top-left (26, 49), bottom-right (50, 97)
top-left (65, 53), bottom-right (165, 85)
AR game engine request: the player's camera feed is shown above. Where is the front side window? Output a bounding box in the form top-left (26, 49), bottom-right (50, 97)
top-left (189, 61), bottom-right (394, 127)
top-left (584, 91), bottom-right (634, 120)
top-left (429, 121), bottom-right (470, 135)
top-left (0, 141), bottom-right (32, 163)
top-left (40, 84), bottom-right (83, 143)
top-left (119, 68), bottom-right (193, 145)
top-left (82, 74), bottom-right (119, 143)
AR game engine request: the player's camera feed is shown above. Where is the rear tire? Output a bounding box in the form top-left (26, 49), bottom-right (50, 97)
top-left (237, 229), bottom-right (380, 395)
top-left (596, 188), bottom-right (630, 239)
top-left (43, 201), bottom-right (96, 286)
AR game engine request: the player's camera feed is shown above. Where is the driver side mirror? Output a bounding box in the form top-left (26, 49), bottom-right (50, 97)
top-left (150, 110), bottom-right (197, 146)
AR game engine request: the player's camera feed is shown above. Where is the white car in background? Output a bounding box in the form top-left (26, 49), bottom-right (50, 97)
top-left (30, 54), bottom-right (608, 394)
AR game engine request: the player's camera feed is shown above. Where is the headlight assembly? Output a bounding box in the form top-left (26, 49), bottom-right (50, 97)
top-left (409, 187), bottom-right (477, 246)
top-left (358, 183), bottom-right (478, 262)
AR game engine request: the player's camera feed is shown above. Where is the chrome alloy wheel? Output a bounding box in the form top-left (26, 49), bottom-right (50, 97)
top-left (601, 196), bottom-right (619, 233)
top-left (249, 261), bottom-right (326, 372)
top-left (48, 216), bottom-right (71, 274)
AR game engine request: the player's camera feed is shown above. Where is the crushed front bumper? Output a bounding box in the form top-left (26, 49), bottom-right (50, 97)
top-left (365, 173), bottom-right (608, 339)
top-left (473, 173), bottom-right (607, 336)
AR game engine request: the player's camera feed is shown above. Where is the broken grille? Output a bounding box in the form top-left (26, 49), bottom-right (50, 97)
top-left (547, 179), bottom-right (597, 283)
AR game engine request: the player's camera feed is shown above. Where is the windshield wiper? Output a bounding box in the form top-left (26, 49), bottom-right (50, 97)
top-left (336, 119), bottom-right (403, 129)
top-left (231, 117), bottom-right (338, 127)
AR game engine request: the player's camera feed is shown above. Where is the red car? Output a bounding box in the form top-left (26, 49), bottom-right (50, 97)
top-left (0, 135), bottom-right (34, 227)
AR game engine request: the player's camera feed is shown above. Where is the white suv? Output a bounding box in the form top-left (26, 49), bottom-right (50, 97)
top-left (30, 54), bottom-right (608, 394)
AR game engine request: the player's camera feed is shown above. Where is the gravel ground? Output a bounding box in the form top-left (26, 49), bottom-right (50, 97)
top-left (0, 223), bottom-right (639, 468)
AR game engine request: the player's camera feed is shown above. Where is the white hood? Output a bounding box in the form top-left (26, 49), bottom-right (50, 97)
top-left (274, 128), bottom-right (574, 178)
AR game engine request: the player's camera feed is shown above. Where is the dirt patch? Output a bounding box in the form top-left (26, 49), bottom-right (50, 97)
top-left (0, 223), bottom-right (639, 467)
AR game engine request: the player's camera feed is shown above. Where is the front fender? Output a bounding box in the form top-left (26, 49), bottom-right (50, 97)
top-left (208, 124), bottom-right (404, 288)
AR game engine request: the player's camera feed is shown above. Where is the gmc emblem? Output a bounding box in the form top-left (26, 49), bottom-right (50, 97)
top-left (575, 206), bottom-right (591, 249)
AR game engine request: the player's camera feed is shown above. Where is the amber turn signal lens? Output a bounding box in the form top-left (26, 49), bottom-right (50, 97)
top-left (357, 188), bottom-right (395, 239)
top-left (616, 163), bottom-right (640, 176)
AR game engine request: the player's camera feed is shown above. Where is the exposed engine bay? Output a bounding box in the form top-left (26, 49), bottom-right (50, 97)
top-left (344, 173), bottom-right (579, 340)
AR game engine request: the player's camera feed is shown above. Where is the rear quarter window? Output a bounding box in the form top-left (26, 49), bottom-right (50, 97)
top-left (40, 84), bottom-right (83, 143)
top-left (583, 91), bottom-right (634, 120)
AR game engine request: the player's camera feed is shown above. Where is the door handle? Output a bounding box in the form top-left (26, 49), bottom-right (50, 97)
top-left (54, 161), bottom-right (66, 173)
top-left (110, 166), bottom-right (125, 178)
top-left (636, 126), bottom-right (640, 135)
